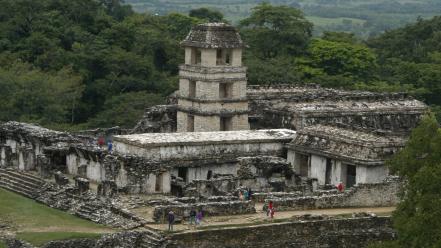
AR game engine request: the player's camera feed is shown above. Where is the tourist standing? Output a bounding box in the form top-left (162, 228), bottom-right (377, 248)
top-left (337, 182), bottom-right (344, 193)
top-left (244, 189), bottom-right (249, 201)
top-left (107, 141), bottom-right (113, 153)
top-left (248, 188), bottom-right (253, 201)
top-left (189, 209), bottom-right (196, 225)
top-left (270, 206), bottom-right (275, 220)
top-left (168, 210), bottom-right (175, 231)
top-left (196, 210), bottom-right (203, 226)
top-left (97, 136), bottom-right (105, 147)
top-left (267, 201), bottom-right (273, 216)
top-left (239, 191), bottom-right (244, 201)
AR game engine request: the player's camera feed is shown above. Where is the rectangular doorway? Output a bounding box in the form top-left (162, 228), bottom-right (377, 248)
top-left (325, 158), bottom-right (332, 185)
top-left (155, 173), bottom-right (163, 192)
top-left (187, 115), bottom-right (194, 132)
top-left (346, 165), bottom-right (356, 188)
top-left (178, 167), bottom-right (188, 182)
top-left (298, 154), bottom-right (309, 177)
top-left (220, 117), bottom-right (232, 131)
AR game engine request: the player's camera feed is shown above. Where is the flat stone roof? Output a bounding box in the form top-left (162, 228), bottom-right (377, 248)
top-left (288, 125), bottom-right (406, 165)
top-left (297, 125), bottom-right (406, 145)
top-left (271, 99), bottom-right (426, 114)
top-left (114, 129), bottom-right (296, 148)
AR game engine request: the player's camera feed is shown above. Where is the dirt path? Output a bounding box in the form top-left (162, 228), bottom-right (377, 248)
top-left (146, 206), bottom-right (396, 232)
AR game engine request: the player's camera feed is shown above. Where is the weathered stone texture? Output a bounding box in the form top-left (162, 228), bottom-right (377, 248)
top-left (267, 177), bottom-right (400, 211)
top-left (131, 105), bottom-right (177, 134)
top-left (289, 125), bottom-right (406, 165)
top-left (181, 23), bottom-right (245, 49)
top-left (167, 216), bottom-right (395, 248)
top-left (153, 200), bottom-right (256, 223)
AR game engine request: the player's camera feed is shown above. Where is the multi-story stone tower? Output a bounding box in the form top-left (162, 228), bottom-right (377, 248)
top-left (177, 23), bottom-right (249, 132)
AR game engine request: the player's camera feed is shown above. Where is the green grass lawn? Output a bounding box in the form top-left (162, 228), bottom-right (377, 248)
top-left (0, 188), bottom-right (113, 246)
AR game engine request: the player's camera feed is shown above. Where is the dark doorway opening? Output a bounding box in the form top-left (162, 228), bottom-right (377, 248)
top-left (325, 158), bottom-right (332, 185)
top-left (178, 167), bottom-right (188, 182)
top-left (207, 170), bottom-right (213, 180)
top-left (155, 174), bottom-right (162, 192)
top-left (346, 165), bottom-right (356, 188)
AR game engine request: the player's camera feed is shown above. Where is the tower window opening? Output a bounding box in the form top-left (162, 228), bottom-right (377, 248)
top-left (216, 49), bottom-right (232, 65)
top-left (189, 80), bottom-right (196, 98)
top-left (220, 117), bottom-right (232, 131)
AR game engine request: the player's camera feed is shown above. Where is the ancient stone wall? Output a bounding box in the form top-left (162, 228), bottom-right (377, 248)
top-left (167, 216), bottom-right (395, 248)
top-left (267, 177), bottom-right (400, 211)
top-left (153, 200), bottom-right (256, 223)
top-left (131, 105), bottom-right (177, 134)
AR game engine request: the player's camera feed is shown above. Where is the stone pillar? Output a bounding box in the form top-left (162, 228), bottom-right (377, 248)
top-left (310, 155), bottom-right (327, 185)
top-left (97, 180), bottom-right (118, 197)
top-left (75, 177), bottom-right (90, 195)
top-left (78, 164), bottom-right (88, 178)
top-left (37, 155), bottom-right (52, 178)
top-left (330, 160), bottom-right (346, 185)
top-left (54, 171), bottom-right (70, 186)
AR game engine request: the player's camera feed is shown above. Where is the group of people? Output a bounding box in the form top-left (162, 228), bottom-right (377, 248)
top-left (97, 136), bottom-right (113, 152)
top-left (167, 209), bottom-right (204, 231)
top-left (238, 188), bottom-right (253, 201)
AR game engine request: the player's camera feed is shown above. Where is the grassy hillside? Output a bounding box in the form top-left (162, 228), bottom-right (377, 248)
top-left (0, 189), bottom-right (112, 246)
top-left (126, 0), bottom-right (441, 37)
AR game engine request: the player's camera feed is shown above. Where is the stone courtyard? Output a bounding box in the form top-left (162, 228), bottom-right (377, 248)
top-left (0, 22), bottom-right (428, 247)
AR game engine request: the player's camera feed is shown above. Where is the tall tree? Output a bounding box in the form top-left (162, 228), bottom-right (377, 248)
top-left (239, 3), bottom-right (313, 59)
top-left (189, 8), bottom-right (224, 23)
top-left (381, 114), bottom-right (441, 247)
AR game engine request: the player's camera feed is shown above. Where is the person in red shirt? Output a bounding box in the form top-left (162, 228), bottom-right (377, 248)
top-left (267, 201), bottom-right (273, 217)
top-left (337, 182), bottom-right (345, 193)
top-left (97, 136), bottom-right (105, 147)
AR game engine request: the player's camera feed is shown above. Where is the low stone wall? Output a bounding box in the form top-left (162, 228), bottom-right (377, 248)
top-left (153, 200), bottom-right (256, 223)
top-left (252, 191), bottom-right (303, 203)
top-left (168, 216), bottom-right (395, 248)
top-left (266, 177), bottom-right (400, 211)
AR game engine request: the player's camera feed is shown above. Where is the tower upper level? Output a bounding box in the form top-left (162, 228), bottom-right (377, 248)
top-left (181, 23), bottom-right (245, 67)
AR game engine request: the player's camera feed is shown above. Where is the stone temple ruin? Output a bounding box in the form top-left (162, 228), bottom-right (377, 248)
top-left (0, 23), bottom-right (428, 247)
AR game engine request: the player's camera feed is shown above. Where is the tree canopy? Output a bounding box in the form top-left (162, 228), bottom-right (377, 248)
top-left (372, 114), bottom-right (441, 247)
top-left (239, 3), bottom-right (313, 58)
top-left (189, 7), bottom-right (224, 23)
top-left (0, 1), bottom-right (440, 128)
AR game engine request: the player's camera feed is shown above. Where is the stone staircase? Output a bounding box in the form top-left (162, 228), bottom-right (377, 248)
top-left (138, 229), bottom-right (166, 248)
top-left (0, 168), bottom-right (46, 198)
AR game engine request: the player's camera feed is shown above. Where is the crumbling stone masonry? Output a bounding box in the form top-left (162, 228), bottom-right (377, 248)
top-left (266, 177), bottom-right (400, 211)
top-left (167, 216), bottom-right (395, 248)
top-left (153, 200), bottom-right (256, 223)
top-left (287, 125), bottom-right (406, 186)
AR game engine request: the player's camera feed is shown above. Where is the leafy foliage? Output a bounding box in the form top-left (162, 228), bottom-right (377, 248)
top-left (378, 114), bottom-right (441, 247)
top-left (240, 3), bottom-right (313, 58)
top-left (0, 0), bottom-right (188, 128)
top-left (189, 8), bottom-right (224, 22)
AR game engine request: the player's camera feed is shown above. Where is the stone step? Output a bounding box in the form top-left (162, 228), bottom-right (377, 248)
top-left (0, 181), bottom-right (35, 198)
top-left (3, 178), bottom-right (36, 194)
top-left (143, 229), bottom-right (164, 240)
top-left (4, 170), bottom-right (45, 185)
top-left (0, 172), bottom-right (42, 189)
top-left (0, 177), bottom-right (35, 194)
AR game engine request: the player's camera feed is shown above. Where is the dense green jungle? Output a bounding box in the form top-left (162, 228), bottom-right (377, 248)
top-left (0, 0), bottom-right (440, 130)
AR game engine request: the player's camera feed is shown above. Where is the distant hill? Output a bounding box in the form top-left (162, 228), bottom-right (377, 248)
top-left (126, 0), bottom-right (441, 38)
